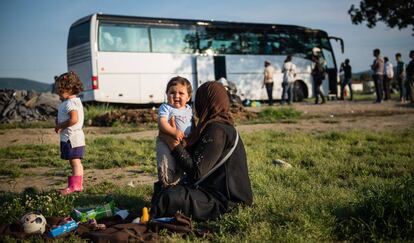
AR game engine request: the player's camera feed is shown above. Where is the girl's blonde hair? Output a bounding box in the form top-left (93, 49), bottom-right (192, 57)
top-left (55, 71), bottom-right (83, 95)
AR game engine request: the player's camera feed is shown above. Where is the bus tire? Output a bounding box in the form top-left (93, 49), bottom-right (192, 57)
top-left (293, 81), bottom-right (308, 102)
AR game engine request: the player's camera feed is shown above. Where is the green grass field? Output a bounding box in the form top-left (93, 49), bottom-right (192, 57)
top-left (1, 127), bottom-right (413, 242)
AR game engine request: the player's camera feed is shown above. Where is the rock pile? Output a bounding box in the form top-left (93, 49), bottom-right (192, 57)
top-left (230, 102), bottom-right (258, 122)
top-left (0, 88), bottom-right (256, 125)
top-left (0, 89), bottom-right (60, 123)
top-left (92, 109), bottom-right (158, 126)
top-left (91, 103), bottom-right (257, 127)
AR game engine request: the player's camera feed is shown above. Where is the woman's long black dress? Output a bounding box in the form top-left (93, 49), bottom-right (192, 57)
top-left (151, 122), bottom-right (253, 221)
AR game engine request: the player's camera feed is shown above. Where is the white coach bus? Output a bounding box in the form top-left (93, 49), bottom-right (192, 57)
top-left (67, 13), bottom-right (344, 104)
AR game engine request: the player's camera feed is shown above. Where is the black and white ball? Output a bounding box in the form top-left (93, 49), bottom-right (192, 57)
top-left (20, 212), bottom-right (46, 234)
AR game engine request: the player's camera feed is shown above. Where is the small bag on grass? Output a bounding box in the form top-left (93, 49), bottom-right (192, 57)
top-left (149, 212), bottom-right (192, 234)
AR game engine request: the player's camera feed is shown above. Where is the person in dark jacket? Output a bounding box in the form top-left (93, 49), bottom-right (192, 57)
top-left (340, 59), bottom-right (353, 101)
top-left (311, 48), bottom-right (326, 104)
top-left (406, 50), bottom-right (414, 104)
top-left (395, 53), bottom-right (406, 103)
top-left (151, 81), bottom-right (253, 221)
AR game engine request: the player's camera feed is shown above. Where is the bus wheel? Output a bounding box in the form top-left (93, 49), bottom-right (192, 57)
top-left (293, 81), bottom-right (308, 102)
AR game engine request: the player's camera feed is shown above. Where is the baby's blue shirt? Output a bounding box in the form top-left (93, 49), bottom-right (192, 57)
top-left (158, 103), bottom-right (193, 136)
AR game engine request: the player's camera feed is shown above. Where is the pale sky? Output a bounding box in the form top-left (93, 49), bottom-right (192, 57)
top-left (0, 0), bottom-right (412, 83)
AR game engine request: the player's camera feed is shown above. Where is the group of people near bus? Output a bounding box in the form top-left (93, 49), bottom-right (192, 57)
top-left (262, 55), bottom-right (299, 106)
top-left (262, 47), bottom-right (328, 105)
top-left (53, 72), bottom-right (253, 221)
top-left (262, 48), bottom-right (414, 105)
top-left (371, 49), bottom-right (414, 104)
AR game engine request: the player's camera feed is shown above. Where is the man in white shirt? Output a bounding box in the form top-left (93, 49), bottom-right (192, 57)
top-left (383, 56), bottom-right (394, 101)
top-left (281, 55), bottom-right (296, 105)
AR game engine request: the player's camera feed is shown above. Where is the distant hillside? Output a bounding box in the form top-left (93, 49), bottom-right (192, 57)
top-left (353, 70), bottom-right (372, 78)
top-left (0, 78), bottom-right (53, 92)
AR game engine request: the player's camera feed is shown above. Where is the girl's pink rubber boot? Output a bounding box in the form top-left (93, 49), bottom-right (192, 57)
top-left (59, 175), bottom-right (83, 195)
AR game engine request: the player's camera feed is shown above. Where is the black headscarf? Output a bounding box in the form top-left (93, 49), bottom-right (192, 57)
top-left (187, 81), bottom-right (233, 146)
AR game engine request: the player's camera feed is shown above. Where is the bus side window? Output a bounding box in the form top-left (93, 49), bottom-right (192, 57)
top-left (114, 36), bottom-right (127, 51)
top-left (228, 42), bottom-right (240, 54)
top-left (101, 32), bottom-right (114, 51)
top-left (264, 42), bottom-right (272, 54)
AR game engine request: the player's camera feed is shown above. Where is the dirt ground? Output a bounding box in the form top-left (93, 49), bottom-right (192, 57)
top-left (1, 100), bottom-right (413, 193)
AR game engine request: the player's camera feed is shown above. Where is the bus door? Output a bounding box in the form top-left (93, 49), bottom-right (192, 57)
top-left (213, 56), bottom-right (227, 80)
top-left (328, 36), bottom-right (345, 97)
top-left (195, 55), bottom-right (228, 85)
top-left (327, 68), bottom-right (338, 96)
top-left (321, 48), bottom-right (338, 97)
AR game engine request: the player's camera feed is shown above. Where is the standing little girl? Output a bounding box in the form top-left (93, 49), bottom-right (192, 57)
top-left (156, 76), bottom-right (193, 188)
top-left (54, 71), bottom-right (85, 195)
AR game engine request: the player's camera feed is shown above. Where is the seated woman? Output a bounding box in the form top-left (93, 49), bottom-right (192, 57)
top-left (151, 81), bottom-right (253, 221)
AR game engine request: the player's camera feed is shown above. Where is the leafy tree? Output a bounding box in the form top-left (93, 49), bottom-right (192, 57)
top-left (348, 0), bottom-right (414, 34)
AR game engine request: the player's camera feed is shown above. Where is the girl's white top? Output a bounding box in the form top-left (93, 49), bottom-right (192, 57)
top-left (283, 61), bottom-right (297, 83)
top-left (57, 97), bottom-right (85, 147)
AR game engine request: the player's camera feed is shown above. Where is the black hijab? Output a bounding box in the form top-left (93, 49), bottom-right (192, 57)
top-left (187, 81), bottom-right (233, 146)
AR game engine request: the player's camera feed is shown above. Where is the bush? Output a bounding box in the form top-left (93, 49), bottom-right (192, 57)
top-left (84, 103), bottom-right (116, 125)
top-left (0, 191), bottom-right (76, 223)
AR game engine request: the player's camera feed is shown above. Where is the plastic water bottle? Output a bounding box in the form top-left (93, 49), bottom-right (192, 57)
top-left (94, 201), bottom-right (115, 220)
top-left (72, 201), bottom-right (115, 223)
top-left (48, 220), bottom-right (78, 237)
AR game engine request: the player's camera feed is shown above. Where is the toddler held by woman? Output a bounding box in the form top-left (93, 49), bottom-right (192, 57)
top-left (156, 76), bottom-right (193, 188)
